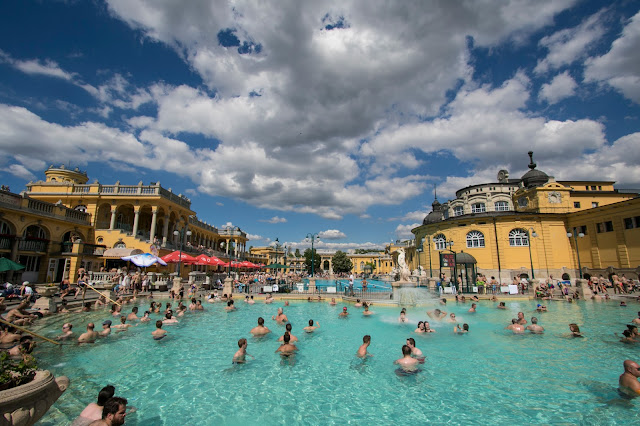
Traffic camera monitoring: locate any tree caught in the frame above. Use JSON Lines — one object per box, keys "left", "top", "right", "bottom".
{"left": 332, "top": 251, "right": 353, "bottom": 274}
{"left": 304, "top": 248, "right": 321, "bottom": 275}
{"left": 364, "top": 262, "right": 377, "bottom": 272}
{"left": 295, "top": 248, "right": 301, "bottom": 258}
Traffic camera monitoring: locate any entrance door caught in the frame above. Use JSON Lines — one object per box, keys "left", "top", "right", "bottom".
{"left": 46, "top": 258, "right": 57, "bottom": 282}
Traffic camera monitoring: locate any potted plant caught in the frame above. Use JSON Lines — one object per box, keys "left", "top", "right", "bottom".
{"left": 0, "top": 352, "right": 37, "bottom": 391}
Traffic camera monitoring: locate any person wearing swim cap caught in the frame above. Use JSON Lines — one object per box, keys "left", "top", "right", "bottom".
{"left": 339, "top": 307, "right": 349, "bottom": 317}
{"left": 619, "top": 360, "right": 640, "bottom": 397}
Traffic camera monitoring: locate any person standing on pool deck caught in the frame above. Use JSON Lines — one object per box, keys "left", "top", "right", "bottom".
{"left": 250, "top": 317, "right": 271, "bottom": 336}
{"left": 272, "top": 307, "right": 288, "bottom": 323}
{"left": 394, "top": 345, "right": 419, "bottom": 371}
{"left": 303, "top": 319, "right": 320, "bottom": 333}
{"left": 619, "top": 360, "right": 640, "bottom": 397}
{"left": 89, "top": 396, "right": 127, "bottom": 426}
{"left": 357, "top": 335, "right": 371, "bottom": 357}
{"left": 278, "top": 323, "right": 298, "bottom": 342}
{"left": 152, "top": 320, "right": 167, "bottom": 340}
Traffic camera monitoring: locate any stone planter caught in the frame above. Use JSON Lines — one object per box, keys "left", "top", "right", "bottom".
{"left": 35, "top": 287, "right": 57, "bottom": 298}
{"left": 0, "top": 370, "right": 69, "bottom": 426}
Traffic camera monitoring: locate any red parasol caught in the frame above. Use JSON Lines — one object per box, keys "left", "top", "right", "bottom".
{"left": 161, "top": 251, "right": 198, "bottom": 264}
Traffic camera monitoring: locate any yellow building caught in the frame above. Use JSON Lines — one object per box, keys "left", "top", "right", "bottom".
{"left": 411, "top": 152, "right": 639, "bottom": 286}
{"left": 1, "top": 165, "right": 252, "bottom": 282}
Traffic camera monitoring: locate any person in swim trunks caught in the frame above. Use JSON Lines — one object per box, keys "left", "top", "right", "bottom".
{"left": 151, "top": 320, "right": 167, "bottom": 340}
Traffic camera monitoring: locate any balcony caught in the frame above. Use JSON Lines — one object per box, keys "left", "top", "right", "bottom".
{"left": 18, "top": 238, "right": 48, "bottom": 253}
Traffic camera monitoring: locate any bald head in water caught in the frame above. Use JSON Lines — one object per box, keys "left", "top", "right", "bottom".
{"left": 619, "top": 360, "right": 640, "bottom": 397}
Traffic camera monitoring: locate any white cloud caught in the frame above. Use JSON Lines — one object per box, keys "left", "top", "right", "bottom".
{"left": 584, "top": 11, "right": 640, "bottom": 103}
{"left": 534, "top": 9, "right": 607, "bottom": 73}
{"left": 246, "top": 233, "right": 263, "bottom": 241}
{"left": 318, "top": 229, "right": 347, "bottom": 240}
{"left": 259, "top": 216, "right": 288, "bottom": 224}
{"left": 538, "top": 71, "right": 577, "bottom": 104}
{"left": 395, "top": 223, "right": 421, "bottom": 239}
{"left": 215, "top": 202, "right": 224, "bottom": 206}
{"left": 0, "top": 50, "right": 76, "bottom": 81}
{"left": 6, "top": 164, "right": 36, "bottom": 181}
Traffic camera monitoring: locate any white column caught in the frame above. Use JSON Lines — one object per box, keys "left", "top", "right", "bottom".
{"left": 109, "top": 206, "right": 117, "bottom": 230}
{"left": 162, "top": 219, "right": 169, "bottom": 246}
{"left": 149, "top": 209, "right": 158, "bottom": 242}
{"left": 132, "top": 208, "right": 140, "bottom": 236}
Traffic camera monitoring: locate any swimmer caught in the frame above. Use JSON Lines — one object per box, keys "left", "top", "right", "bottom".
{"left": 497, "top": 302, "right": 506, "bottom": 309}
{"left": 406, "top": 337, "right": 424, "bottom": 361}
{"left": 82, "top": 302, "right": 92, "bottom": 312}
{"left": 569, "top": 323, "right": 583, "bottom": 337}
{"left": 490, "top": 295, "right": 498, "bottom": 302}
{"left": 415, "top": 321, "right": 425, "bottom": 333}
{"left": 363, "top": 304, "right": 374, "bottom": 316}
{"left": 619, "top": 360, "right": 640, "bottom": 397}
{"left": 56, "top": 323, "right": 74, "bottom": 340}
{"left": 621, "top": 330, "right": 637, "bottom": 344}
{"left": 5, "top": 301, "right": 37, "bottom": 326}
{"left": 526, "top": 317, "right": 544, "bottom": 334}
{"left": 440, "top": 298, "right": 447, "bottom": 305}
{"left": 163, "top": 311, "right": 178, "bottom": 324}
{"left": 0, "top": 326, "right": 22, "bottom": 345}
{"left": 621, "top": 301, "right": 627, "bottom": 307}
{"left": 140, "top": 311, "right": 151, "bottom": 323}
{"left": 357, "top": 335, "right": 372, "bottom": 358}
{"left": 339, "top": 307, "right": 349, "bottom": 317}
{"left": 427, "top": 309, "right": 447, "bottom": 320}
{"left": 468, "top": 303, "right": 477, "bottom": 313}
{"left": 250, "top": 317, "right": 271, "bottom": 336}
{"left": 114, "top": 316, "right": 132, "bottom": 331}
{"left": 233, "top": 338, "right": 254, "bottom": 364}
{"left": 152, "top": 320, "right": 167, "bottom": 340}
{"left": 423, "top": 321, "right": 436, "bottom": 333}
{"left": 272, "top": 307, "right": 288, "bottom": 323}
{"left": 394, "top": 344, "right": 419, "bottom": 371}
{"left": 94, "top": 296, "right": 107, "bottom": 308}
{"left": 189, "top": 298, "right": 198, "bottom": 310}
{"left": 126, "top": 307, "right": 139, "bottom": 321}
{"left": 303, "top": 319, "right": 320, "bottom": 333}
{"left": 248, "top": 296, "right": 255, "bottom": 305}
{"left": 399, "top": 310, "right": 408, "bottom": 323}
{"left": 536, "top": 304, "right": 548, "bottom": 312}
{"left": 506, "top": 319, "right": 525, "bottom": 334}
{"left": 275, "top": 332, "right": 297, "bottom": 356}
{"left": 195, "top": 300, "right": 204, "bottom": 310}
{"left": 89, "top": 396, "right": 127, "bottom": 426}
{"left": 454, "top": 323, "right": 469, "bottom": 334}
{"left": 111, "top": 304, "right": 121, "bottom": 317}
{"left": 447, "top": 313, "right": 457, "bottom": 323}
{"left": 354, "top": 299, "right": 362, "bottom": 308}
{"left": 632, "top": 312, "right": 640, "bottom": 325}
{"left": 75, "top": 385, "right": 115, "bottom": 424}
{"left": 225, "top": 300, "right": 236, "bottom": 312}
{"left": 278, "top": 323, "right": 298, "bottom": 343}
{"left": 329, "top": 298, "right": 337, "bottom": 306}
{"left": 517, "top": 312, "right": 527, "bottom": 325}
{"left": 284, "top": 301, "right": 289, "bottom": 306}
{"left": 100, "top": 320, "right": 112, "bottom": 336}
{"left": 78, "top": 323, "right": 99, "bottom": 343}
{"left": 265, "top": 294, "right": 274, "bottom": 304}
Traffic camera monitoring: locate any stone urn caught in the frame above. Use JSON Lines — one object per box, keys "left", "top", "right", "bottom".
{"left": 0, "top": 370, "right": 69, "bottom": 426}
{"left": 35, "top": 286, "right": 57, "bottom": 298}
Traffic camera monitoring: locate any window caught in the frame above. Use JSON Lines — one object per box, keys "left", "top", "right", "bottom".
{"left": 579, "top": 225, "right": 588, "bottom": 235}
{"left": 597, "top": 221, "right": 613, "bottom": 233}
{"left": 454, "top": 206, "right": 464, "bottom": 216}
{"left": 494, "top": 201, "right": 509, "bottom": 211}
{"left": 592, "top": 202, "right": 599, "bottom": 208}
{"left": 590, "top": 185, "right": 597, "bottom": 190}
{"left": 471, "top": 203, "right": 485, "bottom": 213}
{"left": 466, "top": 231, "right": 485, "bottom": 248}
{"left": 585, "top": 186, "right": 589, "bottom": 190}
{"left": 598, "top": 186, "right": 602, "bottom": 190}
{"left": 574, "top": 202, "right": 581, "bottom": 208}
{"left": 508, "top": 229, "right": 529, "bottom": 246}
{"left": 0, "top": 220, "right": 11, "bottom": 235}
{"left": 625, "top": 218, "right": 634, "bottom": 229}
{"left": 433, "top": 234, "right": 446, "bottom": 250}
{"left": 74, "top": 205, "right": 88, "bottom": 212}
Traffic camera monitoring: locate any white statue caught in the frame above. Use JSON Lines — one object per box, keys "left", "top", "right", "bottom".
{"left": 397, "top": 248, "right": 411, "bottom": 282}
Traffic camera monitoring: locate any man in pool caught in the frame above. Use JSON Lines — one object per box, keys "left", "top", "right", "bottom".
{"left": 394, "top": 344, "right": 419, "bottom": 371}
{"left": 632, "top": 312, "right": 640, "bottom": 325}
{"left": 357, "top": 335, "right": 372, "bottom": 357}
{"left": 406, "top": 338, "right": 425, "bottom": 362}
{"left": 399, "top": 309, "right": 408, "bottom": 322}
{"left": 526, "top": 317, "right": 544, "bottom": 334}
{"left": 233, "top": 338, "right": 254, "bottom": 363}
{"left": 250, "top": 317, "right": 271, "bottom": 336}
{"left": 619, "top": 359, "right": 640, "bottom": 397}
{"left": 278, "top": 323, "right": 298, "bottom": 343}
{"left": 468, "top": 303, "right": 477, "bottom": 313}
{"left": 329, "top": 298, "right": 336, "bottom": 306}
{"left": 497, "top": 302, "right": 506, "bottom": 309}
{"left": 89, "top": 396, "right": 127, "bottom": 426}
{"left": 427, "top": 309, "right": 446, "bottom": 320}
{"left": 100, "top": 320, "right": 112, "bottom": 337}
{"left": 152, "top": 320, "right": 167, "bottom": 340}
{"left": 272, "top": 307, "right": 288, "bottom": 323}
{"left": 447, "top": 313, "right": 457, "bottom": 323}
{"left": 78, "top": 323, "right": 99, "bottom": 343}
{"left": 303, "top": 319, "right": 320, "bottom": 333}
{"left": 275, "top": 332, "right": 297, "bottom": 356}
{"left": 56, "top": 323, "right": 74, "bottom": 340}
{"left": 126, "top": 307, "right": 139, "bottom": 321}
{"left": 363, "top": 304, "right": 373, "bottom": 316}
{"left": 517, "top": 312, "right": 528, "bottom": 325}
{"left": 339, "top": 306, "right": 349, "bottom": 317}
{"left": 354, "top": 299, "right": 362, "bottom": 307}
{"left": 569, "top": 323, "right": 583, "bottom": 337}
{"left": 506, "top": 319, "right": 525, "bottom": 334}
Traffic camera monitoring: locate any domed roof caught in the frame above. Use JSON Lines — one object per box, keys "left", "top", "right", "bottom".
{"left": 455, "top": 251, "right": 477, "bottom": 264}
{"left": 521, "top": 151, "right": 548, "bottom": 188}
{"left": 423, "top": 198, "right": 444, "bottom": 225}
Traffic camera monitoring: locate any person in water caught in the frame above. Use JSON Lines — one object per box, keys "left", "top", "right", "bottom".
{"left": 151, "top": 320, "right": 167, "bottom": 340}
{"left": 250, "top": 317, "right": 271, "bottom": 336}
{"left": 394, "top": 344, "right": 419, "bottom": 371}
{"left": 233, "top": 338, "right": 254, "bottom": 364}
{"left": 357, "top": 335, "right": 372, "bottom": 358}
{"left": 75, "top": 385, "right": 116, "bottom": 424}
{"left": 569, "top": 323, "right": 583, "bottom": 337}
{"left": 278, "top": 323, "right": 298, "bottom": 343}
{"left": 303, "top": 319, "right": 320, "bottom": 333}
{"left": 619, "top": 359, "right": 640, "bottom": 397}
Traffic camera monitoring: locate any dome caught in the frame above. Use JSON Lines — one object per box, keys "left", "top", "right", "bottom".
{"left": 423, "top": 198, "right": 444, "bottom": 225}
{"left": 455, "top": 251, "right": 477, "bottom": 264}
{"left": 521, "top": 151, "right": 548, "bottom": 188}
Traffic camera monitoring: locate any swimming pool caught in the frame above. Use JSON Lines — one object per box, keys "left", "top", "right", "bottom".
{"left": 33, "top": 298, "right": 639, "bottom": 425}
{"left": 304, "top": 278, "right": 392, "bottom": 291}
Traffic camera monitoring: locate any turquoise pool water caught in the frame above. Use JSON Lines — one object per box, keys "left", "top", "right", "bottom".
{"left": 304, "top": 278, "right": 391, "bottom": 290}
{"left": 33, "top": 298, "right": 639, "bottom": 425}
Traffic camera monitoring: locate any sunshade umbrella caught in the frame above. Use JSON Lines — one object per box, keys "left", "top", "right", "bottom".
{"left": 0, "top": 257, "right": 25, "bottom": 272}
{"left": 194, "top": 254, "right": 223, "bottom": 266}
{"left": 161, "top": 251, "right": 198, "bottom": 264}
{"left": 121, "top": 253, "right": 167, "bottom": 267}
{"left": 238, "top": 261, "right": 258, "bottom": 268}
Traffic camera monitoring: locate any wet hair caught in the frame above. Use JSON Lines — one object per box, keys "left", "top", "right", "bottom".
{"left": 623, "top": 330, "right": 632, "bottom": 337}
{"left": 407, "top": 337, "right": 416, "bottom": 346}
{"left": 499, "top": 302, "right": 505, "bottom": 306}
{"left": 569, "top": 323, "right": 580, "bottom": 333}
{"left": 132, "top": 307, "right": 138, "bottom": 313}
{"left": 192, "top": 298, "right": 197, "bottom": 303}
{"left": 120, "top": 316, "right": 126, "bottom": 324}
{"left": 511, "top": 318, "right": 518, "bottom": 324}
{"left": 144, "top": 311, "right": 150, "bottom": 316}
{"left": 463, "top": 324, "right": 469, "bottom": 331}
{"left": 110, "top": 305, "right": 117, "bottom": 312}
{"left": 238, "top": 338, "right": 247, "bottom": 347}
{"left": 283, "top": 332, "right": 291, "bottom": 343}
{"left": 531, "top": 317, "right": 538, "bottom": 324}
{"left": 402, "top": 344, "right": 411, "bottom": 356}
{"left": 155, "top": 320, "right": 163, "bottom": 328}
{"left": 441, "top": 298, "right": 446, "bottom": 304}
{"left": 102, "top": 397, "right": 127, "bottom": 419}
{"left": 285, "top": 323, "right": 292, "bottom": 332}
{"left": 165, "top": 312, "right": 172, "bottom": 319}
{"left": 84, "top": 302, "right": 92, "bottom": 309}
{"left": 363, "top": 335, "right": 371, "bottom": 343}
{"left": 257, "top": 317, "right": 265, "bottom": 326}
{"left": 166, "top": 303, "right": 171, "bottom": 308}
{"left": 97, "top": 385, "right": 116, "bottom": 405}
{"left": 435, "top": 309, "right": 441, "bottom": 314}
{"left": 308, "top": 319, "right": 314, "bottom": 326}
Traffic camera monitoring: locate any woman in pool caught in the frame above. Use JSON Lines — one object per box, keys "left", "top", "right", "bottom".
{"left": 569, "top": 323, "right": 583, "bottom": 337}
{"left": 497, "top": 302, "right": 506, "bottom": 309}
{"left": 152, "top": 320, "right": 167, "bottom": 340}
{"left": 415, "top": 321, "right": 425, "bottom": 333}
{"left": 140, "top": 311, "right": 151, "bottom": 323}
{"left": 448, "top": 313, "right": 457, "bottom": 323}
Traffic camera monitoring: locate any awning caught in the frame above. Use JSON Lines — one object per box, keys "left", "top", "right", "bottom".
{"left": 102, "top": 248, "right": 144, "bottom": 258}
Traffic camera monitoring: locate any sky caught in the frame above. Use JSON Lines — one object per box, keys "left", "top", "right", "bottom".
{"left": 1, "top": 0, "right": 639, "bottom": 253}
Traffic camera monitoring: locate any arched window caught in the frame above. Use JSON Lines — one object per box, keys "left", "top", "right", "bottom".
{"left": 509, "top": 229, "right": 529, "bottom": 246}
{"left": 433, "top": 234, "right": 446, "bottom": 250}
{"left": 0, "top": 220, "right": 11, "bottom": 235}
{"left": 74, "top": 205, "right": 88, "bottom": 212}
{"left": 23, "top": 225, "right": 46, "bottom": 240}
{"left": 360, "top": 261, "right": 365, "bottom": 270}
{"left": 114, "top": 241, "right": 126, "bottom": 248}
{"left": 466, "top": 231, "right": 485, "bottom": 248}
{"left": 471, "top": 203, "right": 486, "bottom": 213}
{"left": 494, "top": 201, "right": 509, "bottom": 211}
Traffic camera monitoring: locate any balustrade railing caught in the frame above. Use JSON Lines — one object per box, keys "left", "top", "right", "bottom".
{"left": 18, "top": 239, "right": 48, "bottom": 252}
{"left": 0, "top": 235, "right": 13, "bottom": 250}
{"left": 27, "top": 199, "right": 53, "bottom": 214}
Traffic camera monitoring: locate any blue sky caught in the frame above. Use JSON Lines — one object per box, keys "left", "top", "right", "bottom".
{"left": 1, "top": 0, "right": 639, "bottom": 252}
